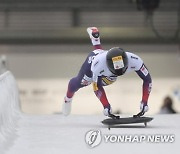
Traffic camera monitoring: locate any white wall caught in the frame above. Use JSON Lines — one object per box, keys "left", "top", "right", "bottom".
{"left": 18, "top": 78, "right": 180, "bottom": 115}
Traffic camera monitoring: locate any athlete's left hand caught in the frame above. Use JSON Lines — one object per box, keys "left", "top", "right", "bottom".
{"left": 134, "top": 102, "right": 149, "bottom": 117}
{"left": 103, "top": 106, "right": 112, "bottom": 116}
{"left": 140, "top": 102, "right": 149, "bottom": 113}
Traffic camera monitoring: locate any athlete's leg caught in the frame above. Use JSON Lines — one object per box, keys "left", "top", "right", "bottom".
{"left": 66, "top": 77, "right": 82, "bottom": 98}
{"left": 63, "top": 27, "right": 102, "bottom": 115}
{"left": 63, "top": 69, "right": 92, "bottom": 116}
{"left": 66, "top": 73, "right": 90, "bottom": 99}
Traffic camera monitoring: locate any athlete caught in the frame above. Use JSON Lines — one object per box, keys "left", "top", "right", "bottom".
{"left": 62, "top": 27, "right": 152, "bottom": 119}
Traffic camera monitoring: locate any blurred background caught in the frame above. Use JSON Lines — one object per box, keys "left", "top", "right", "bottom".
{"left": 0, "top": 0, "right": 179, "bottom": 115}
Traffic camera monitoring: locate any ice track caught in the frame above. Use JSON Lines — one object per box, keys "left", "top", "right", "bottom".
{"left": 1, "top": 71, "right": 180, "bottom": 154}
{"left": 5, "top": 114, "right": 180, "bottom": 154}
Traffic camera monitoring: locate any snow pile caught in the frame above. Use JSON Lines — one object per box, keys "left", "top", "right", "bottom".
{"left": 0, "top": 71, "right": 21, "bottom": 153}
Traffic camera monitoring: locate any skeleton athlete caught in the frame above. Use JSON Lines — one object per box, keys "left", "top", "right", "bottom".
{"left": 62, "top": 27, "right": 152, "bottom": 118}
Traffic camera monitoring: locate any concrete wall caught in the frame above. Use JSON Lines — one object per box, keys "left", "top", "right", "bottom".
{"left": 0, "top": 44, "right": 179, "bottom": 78}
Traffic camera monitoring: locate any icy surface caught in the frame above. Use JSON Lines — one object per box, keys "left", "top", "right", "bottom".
{"left": 5, "top": 114, "right": 180, "bottom": 154}
{"left": 0, "top": 71, "right": 20, "bottom": 154}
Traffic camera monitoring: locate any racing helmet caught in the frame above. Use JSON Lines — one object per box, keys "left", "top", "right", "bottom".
{"left": 106, "top": 47, "right": 128, "bottom": 76}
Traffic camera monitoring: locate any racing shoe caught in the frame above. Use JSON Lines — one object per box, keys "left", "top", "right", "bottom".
{"left": 62, "top": 96, "right": 72, "bottom": 116}
{"left": 87, "top": 27, "right": 101, "bottom": 45}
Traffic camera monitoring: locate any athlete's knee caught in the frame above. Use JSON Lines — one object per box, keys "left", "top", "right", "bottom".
{"left": 68, "top": 77, "right": 82, "bottom": 92}
{"left": 80, "top": 74, "right": 92, "bottom": 86}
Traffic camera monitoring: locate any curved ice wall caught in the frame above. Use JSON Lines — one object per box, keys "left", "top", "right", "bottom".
{"left": 0, "top": 71, "right": 20, "bottom": 153}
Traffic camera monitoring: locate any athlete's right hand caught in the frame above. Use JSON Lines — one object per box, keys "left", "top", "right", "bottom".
{"left": 103, "top": 106, "right": 120, "bottom": 119}
{"left": 103, "top": 106, "right": 112, "bottom": 116}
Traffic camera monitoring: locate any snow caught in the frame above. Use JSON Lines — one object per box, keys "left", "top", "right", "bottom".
{"left": 4, "top": 114, "right": 180, "bottom": 154}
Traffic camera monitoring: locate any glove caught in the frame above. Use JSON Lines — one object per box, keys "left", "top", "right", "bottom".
{"left": 140, "top": 102, "right": 149, "bottom": 113}
{"left": 103, "top": 106, "right": 112, "bottom": 116}
{"left": 103, "top": 106, "right": 120, "bottom": 119}
{"left": 134, "top": 102, "right": 149, "bottom": 117}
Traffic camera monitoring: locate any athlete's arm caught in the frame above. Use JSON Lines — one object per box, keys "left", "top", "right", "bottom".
{"left": 128, "top": 52, "right": 152, "bottom": 106}
{"left": 136, "top": 64, "right": 152, "bottom": 105}
{"left": 91, "top": 53, "right": 113, "bottom": 116}
{"left": 92, "top": 77, "right": 111, "bottom": 110}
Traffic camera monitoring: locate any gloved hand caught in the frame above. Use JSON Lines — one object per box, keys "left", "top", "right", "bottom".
{"left": 134, "top": 102, "right": 149, "bottom": 117}
{"left": 103, "top": 106, "right": 120, "bottom": 119}
{"left": 140, "top": 102, "right": 149, "bottom": 113}
{"left": 103, "top": 106, "right": 112, "bottom": 116}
